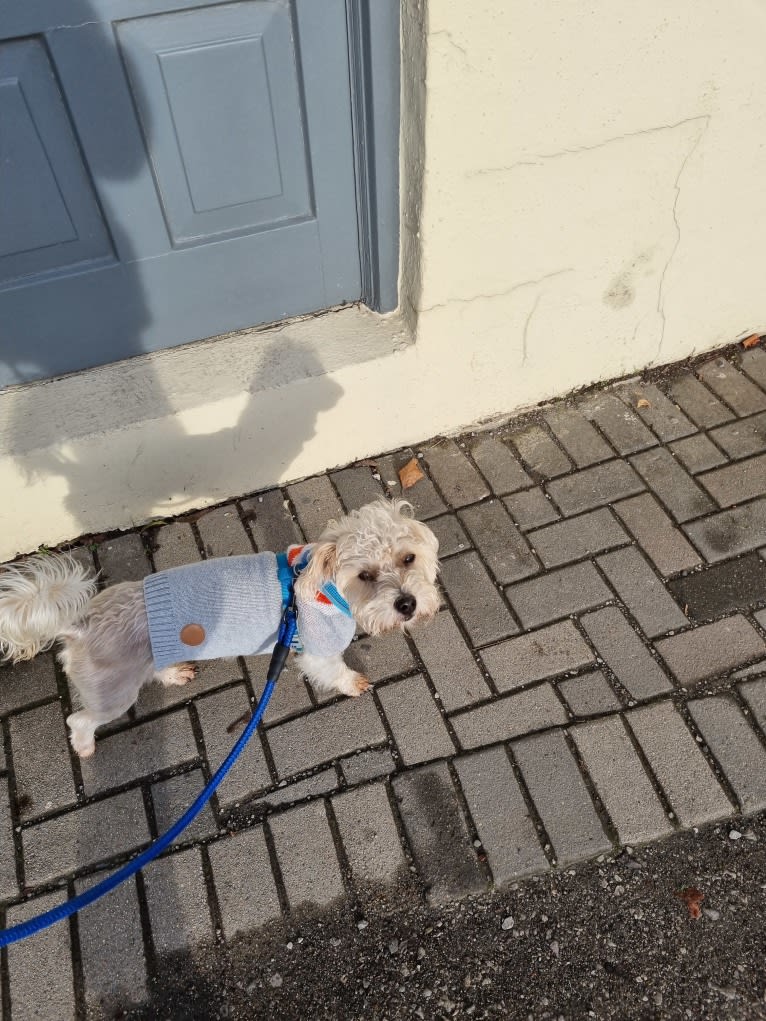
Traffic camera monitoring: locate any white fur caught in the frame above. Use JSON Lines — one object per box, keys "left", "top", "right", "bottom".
{"left": 0, "top": 553, "right": 96, "bottom": 663}
{"left": 0, "top": 500, "right": 439, "bottom": 757}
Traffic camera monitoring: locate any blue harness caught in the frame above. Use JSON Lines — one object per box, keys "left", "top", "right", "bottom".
{"left": 275, "top": 549, "right": 352, "bottom": 654}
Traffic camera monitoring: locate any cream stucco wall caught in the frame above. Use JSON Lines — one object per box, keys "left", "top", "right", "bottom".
{"left": 2, "top": 0, "right": 766, "bottom": 560}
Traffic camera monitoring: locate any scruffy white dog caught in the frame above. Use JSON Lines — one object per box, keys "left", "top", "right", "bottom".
{"left": 0, "top": 499, "right": 439, "bottom": 758}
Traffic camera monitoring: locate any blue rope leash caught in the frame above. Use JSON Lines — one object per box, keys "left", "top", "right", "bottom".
{"left": 0, "top": 604, "right": 298, "bottom": 948}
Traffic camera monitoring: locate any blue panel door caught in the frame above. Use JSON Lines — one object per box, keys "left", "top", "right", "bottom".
{"left": 0, "top": 0, "right": 362, "bottom": 388}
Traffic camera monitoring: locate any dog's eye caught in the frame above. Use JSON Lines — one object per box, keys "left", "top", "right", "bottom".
{"left": 358, "top": 570, "right": 374, "bottom": 582}
{"left": 403, "top": 553, "right": 416, "bottom": 565}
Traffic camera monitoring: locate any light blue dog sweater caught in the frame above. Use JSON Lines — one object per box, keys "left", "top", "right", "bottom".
{"left": 143, "top": 548, "right": 355, "bottom": 670}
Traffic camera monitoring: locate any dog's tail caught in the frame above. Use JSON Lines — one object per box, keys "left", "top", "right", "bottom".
{"left": 0, "top": 553, "right": 97, "bottom": 663}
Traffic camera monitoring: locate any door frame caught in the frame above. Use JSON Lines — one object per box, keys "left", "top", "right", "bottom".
{"left": 345, "top": 0, "right": 400, "bottom": 313}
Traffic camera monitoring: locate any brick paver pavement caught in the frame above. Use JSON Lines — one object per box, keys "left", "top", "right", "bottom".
{"left": 2, "top": 345, "right": 766, "bottom": 1016}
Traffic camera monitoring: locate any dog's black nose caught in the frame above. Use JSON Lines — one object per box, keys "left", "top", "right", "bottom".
{"left": 394, "top": 593, "right": 417, "bottom": 619}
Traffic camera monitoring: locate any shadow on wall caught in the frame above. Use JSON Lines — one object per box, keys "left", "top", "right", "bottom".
{"left": 1, "top": 1, "right": 343, "bottom": 542}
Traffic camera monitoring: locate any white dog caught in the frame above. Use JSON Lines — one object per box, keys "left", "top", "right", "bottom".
{"left": 0, "top": 499, "right": 440, "bottom": 758}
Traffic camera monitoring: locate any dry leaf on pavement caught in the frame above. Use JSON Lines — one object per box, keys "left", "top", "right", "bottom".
{"left": 398, "top": 458, "right": 425, "bottom": 489}
{"left": 741, "top": 334, "right": 761, "bottom": 349}
{"left": 676, "top": 886, "right": 704, "bottom": 919}
{"left": 636, "top": 398, "right": 651, "bottom": 409}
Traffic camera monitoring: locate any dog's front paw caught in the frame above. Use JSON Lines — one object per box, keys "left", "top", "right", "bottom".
{"left": 344, "top": 672, "right": 371, "bottom": 697}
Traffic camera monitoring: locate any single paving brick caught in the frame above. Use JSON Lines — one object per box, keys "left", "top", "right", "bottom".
{"left": 440, "top": 552, "right": 519, "bottom": 645}
{"left": 455, "top": 746, "right": 548, "bottom": 883}
{"left": 580, "top": 607, "right": 674, "bottom": 700}
{"left": 506, "top": 562, "right": 612, "bottom": 630}
{"left": 269, "top": 799, "right": 345, "bottom": 911}
{"left": 597, "top": 547, "right": 688, "bottom": 638}
{"left": 144, "top": 846, "right": 212, "bottom": 954}
{"left": 152, "top": 770, "right": 218, "bottom": 844}
{"left": 333, "top": 782, "right": 407, "bottom": 889}
{"left": 547, "top": 460, "right": 644, "bottom": 516}
{"left": 630, "top": 447, "right": 714, "bottom": 522}
{"left": 0, "top": 654, "right": 57, "bottom": 714}
{"left": 0, "top": 781, "right": 18, "bottom": 899}
{"left": 196, "top": 685, "right": 272, "bottom": 804}
{"left": 697, "top": 358, "right": 766, "bottom": 416}
{"left": 578, "top": 392, "right": 656, "bottom": 454}
{"left": 616, "top": 381, "right": 696, "bottom": 441}
{"left": 152, "top": 521, "right": 200, "bottom": 570}
{"left": 667, "top": 370, "right": 734, "bottom": 428}
{"left": 510, "top": 424, "right": 572, "bottom": 478}
{"left": 411, "top": 609, "right": 492, "bottom": 711}
{"left": 377, "top": 449, "right": 446, "bottom": 519}
{"left": 739, "top": 678, "right": 766, "bottom": 731}
{"left": 392, "top": 762, "right": 486, "bottom": 904}
{"left": 542, "top": 405, "right": 613, "bottom": 467}
{"left": 709, "top": 411, "right": 766, "bottom": 460}
{"left": 80, "top": 709, "right": 198, "bottom": 796}
{"left": 377, "top": 674, "right": 455, "bottom": 765}
{"left": 688, "top": 695, "right": 766, "bottom": 813}
{"left": 256, "top": 767, "right": 338, "bottom": 810}
{"left": 7, "top": 890, "right": 75, "bottom": 1021}
{"left": 196, "top": 504, "right": 253, "bottom": 558}
{"left": 741, "top": 346, "right": 766, "bottom": 389}
{"left": 528, "top": 508, "right": 628, "bottom": 568}
{"left": 470, "top": 435, "right": 532, "bottom": 493}
{"left": 340, "top": 747, "right": 396, "bottom": 785}
{"left": 67, "top": 544, "right": 96, "bottom": 577}
{"left": 427, "top": 513, "right": 471, "bottom": 557}
{"left": 504, "top": 488, "right": 560, "bottom": 530}
{"left": 627, "top": 702, "right": 733, "bottom": 826}
{"left": 241, "top": 489, "right": 302, "bottom": 552}
{"left": 655, "top": 615, "right": 765, "bottom": 686}
{"left": 209, "top": 826, "right": 281, "bottom": 938}
{"left": 699, "top": 453, "right": 766, "bottom": 508}
{"left": 570, "top": 716, "right": 673, "bottom": 845}
{"left": 23, "top": 788, "right": 149, "bottom": 884}
{"left": 684, "top": 497, "right": 766, "bottom": 562}
{"left": 267, "top": 694, "right": 386, "bottom": 779}
{"left": 480, "top": 621, "right": 594, "bottom": 693}
{"left": 76, "top": 874, "right": 147, "bottom": 1014}
{"left": 558, "top": 670, "right": 621, "bottom": 716}
{"left": 512, "top": 729, "right": 611, "bottom": 865}
{"left": 459, "top": 501, "right": 540, "bottom": 584}
{"left": 613, "top": 493, "right": 702, "bottom": 576}
{"left": 10, "top": 701, "right": 76, "bottom": 818}
{"left": 451, "top": 684, "right": 568, "bottom": 750}
{"left": 331, "top": 465, "right": 385, "bottom": 511}
{"left": 287, "top": 475, "right": 344, "bottom": 541}
{"left": 97, "top": 532, "right": 152, "bottom": 583}
{"left": 346, "top": 629, "right": 415, "bottom": 682}
{"left": 423, "top": 440, "right": 490, "bottom": 507}
{"left": 670, "top": 433, "right": 727, "bottom": 474}
{"left": 667, "top": 554, "right": 766, "bottom": 622}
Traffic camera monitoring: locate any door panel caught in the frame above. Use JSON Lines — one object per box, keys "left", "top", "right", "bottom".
{"left": 0, "top": 0, "right": 362, "bottom": 388}
{"left": 117, "top": 3, "right": 312, "bottom": 244}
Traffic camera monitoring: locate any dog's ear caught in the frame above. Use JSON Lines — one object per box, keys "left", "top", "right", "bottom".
{"left": 295, "top": 541, "right": 337, "bottom": 598}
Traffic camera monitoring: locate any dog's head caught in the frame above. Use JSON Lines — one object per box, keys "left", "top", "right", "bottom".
{"left": 296, "top": 499, "right": 440, "bottom": 635}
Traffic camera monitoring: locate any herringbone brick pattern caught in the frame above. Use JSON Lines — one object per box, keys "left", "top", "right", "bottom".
{"left": 2, "top": 346, "right": 766, "bottom": 1017}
